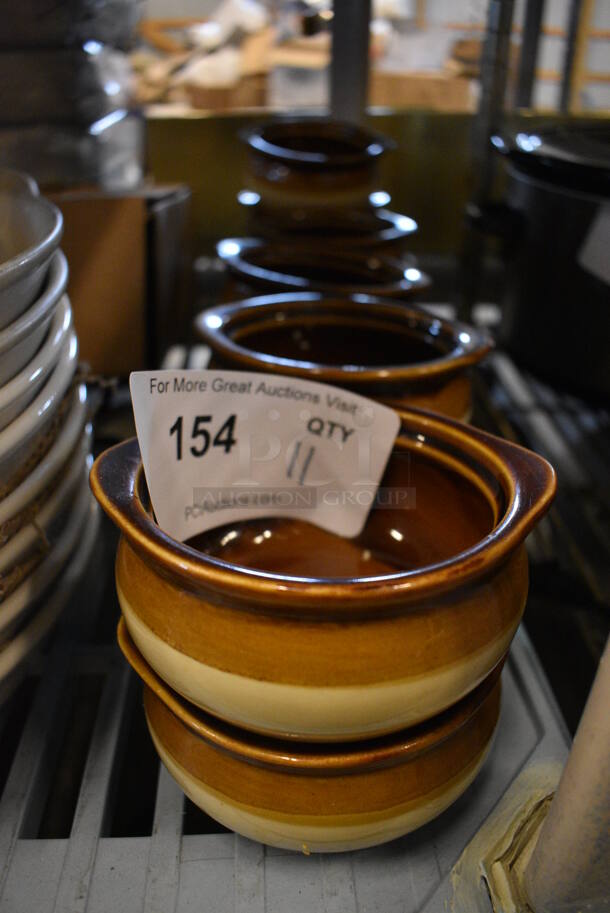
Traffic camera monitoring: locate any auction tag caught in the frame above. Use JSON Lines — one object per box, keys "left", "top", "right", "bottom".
{"left": 130, "top": 370, "right": 400, "bottom": 541}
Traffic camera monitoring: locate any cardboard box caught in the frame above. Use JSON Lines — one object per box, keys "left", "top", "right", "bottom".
{"left": 370, "top": 71, "right": 474, "bottom": 111}
{"left": 49, "top": 186, "right": 190, "bottom": 377}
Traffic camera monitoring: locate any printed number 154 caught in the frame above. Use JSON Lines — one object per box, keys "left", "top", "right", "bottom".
{"left": 169, "top": 414, "right": 237, "bottom": 460}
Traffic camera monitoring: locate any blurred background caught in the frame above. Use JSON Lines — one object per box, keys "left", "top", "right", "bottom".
{"left": 135, "top": 0, "right": 610, "bottom": 113}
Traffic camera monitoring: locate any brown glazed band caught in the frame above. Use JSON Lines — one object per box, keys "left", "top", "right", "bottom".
{"left": 215, "top": 238, "right": 433, "bottom": 299}
{"left": 144, "top": 687, "right": 499, "bottom": 815}
{"left": 239, "top": 205, "right": 419, "bottom": 250}
{"left": 247, "top": 165, "right": 375, "bottom": 194}
{"left": 119, "top": 618, "right": 503, "bottom": 777}
{"left": 117, "top": 541, "right": 526, "bottom": 680}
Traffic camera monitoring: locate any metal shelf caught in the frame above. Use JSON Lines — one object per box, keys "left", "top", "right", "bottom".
{"left": 0, "top": 625, "right": 569, "bottom": 913}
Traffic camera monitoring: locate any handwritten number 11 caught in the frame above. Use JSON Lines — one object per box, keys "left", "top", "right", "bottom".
{"left": 287, "top": 441, "right": 315, "bottom": 485}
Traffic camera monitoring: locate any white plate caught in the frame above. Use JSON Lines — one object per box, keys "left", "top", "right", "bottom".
{"left": 0, "top": 500, "right": 99, "bottom": 704}
{"left": 0, "top": 295, "right": 72, "bottom": 431}
{"left": 0, "top": 443, "right": 91, "bottom": 573}
{"left": 0, "top": 249, "right": 68, "bottom": 386}
{"left": 0, "top": 189, "right": 62, "bottom": 329}
{"left": 0, "top": 477, "right": 92, "bottom": 644}
{"left": 0, "top": 329, "right": 78, "bottom": 488}
{"left": 0, "top": 384, "right": 88, "bottom": 532}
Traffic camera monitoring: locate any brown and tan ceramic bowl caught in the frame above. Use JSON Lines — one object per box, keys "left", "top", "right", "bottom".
{"left": 237, "top": 194, "right": 418, "bottom": 255}
{"left": 119, "top": 619, "right": 503, "bottom": 853}
{"left": 242, "top": 117, "right": 394, "bottom": 210}
{"left": 216, "top": 238, "right": 432, "bottom": 301}
{"left": 195, "top": 293, "right": 493, "bottom": 421}
{"left": 91, "top": 409, "right": 555, "bottom": 741}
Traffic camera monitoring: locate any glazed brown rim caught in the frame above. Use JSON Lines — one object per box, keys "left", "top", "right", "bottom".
{"left": 90, "top": 406, "right": 556, "bottom": 610}
{"left": 195, "top": 293, "right": 494, "bottom": 384}
{"left": 241, "top": 117, "right": 394, "bottom": 169}
{"left": 216, "top": 238, "right": 432, "bottom": 297}
{"left": 119, "top": 617, "right": 503, "bottom": 773}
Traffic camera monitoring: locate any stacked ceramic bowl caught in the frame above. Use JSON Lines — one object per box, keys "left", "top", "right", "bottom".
{"left": 93, "top": 113, "right": 557, "bottom": 843}
{"left": 92, "top": 403, "right": 556, "bottom": 852}
{"left": 91, "top": 118, "right": 557, "bottom": 854}
{"left": 195, "top": 295, "right": 493, "bottom": 423}
{"left": 0, "top": 172, "right": 95, "bottom": 699}
{"left": 219, "top": 117, "right": 431, "bottom": 302}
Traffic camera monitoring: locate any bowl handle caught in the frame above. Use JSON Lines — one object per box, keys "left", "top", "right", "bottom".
{"left": 89, "top": 437, "right": 143, "bottom": 531}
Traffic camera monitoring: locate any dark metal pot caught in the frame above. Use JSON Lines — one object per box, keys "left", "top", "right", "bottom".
{"left": 494, "top": 123, "right": 610, "bottom": 398}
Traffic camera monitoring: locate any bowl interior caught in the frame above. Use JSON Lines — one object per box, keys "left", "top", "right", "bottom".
{"left": 266, "top": 129, "right": 364, "bottom": 158}
{"left": 248, "top": 120, "right": 387, "bottom": 166}
{"left": 184, "top": 439, "right": 501, "bottom": 580}
{"left": 230, "top": 312, "right": 450, "bottom": 368}
{"left": 236, "top": 245, "right": 409, "bottom": 287}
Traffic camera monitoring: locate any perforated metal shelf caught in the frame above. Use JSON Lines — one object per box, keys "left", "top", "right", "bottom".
{"left": 0, "top": 625, "right": 570, "bottom": 913}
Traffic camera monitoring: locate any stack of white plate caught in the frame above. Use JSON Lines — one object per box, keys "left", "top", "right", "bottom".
{"left": 0, "top": 170, "right": 97, "bottom": 699}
